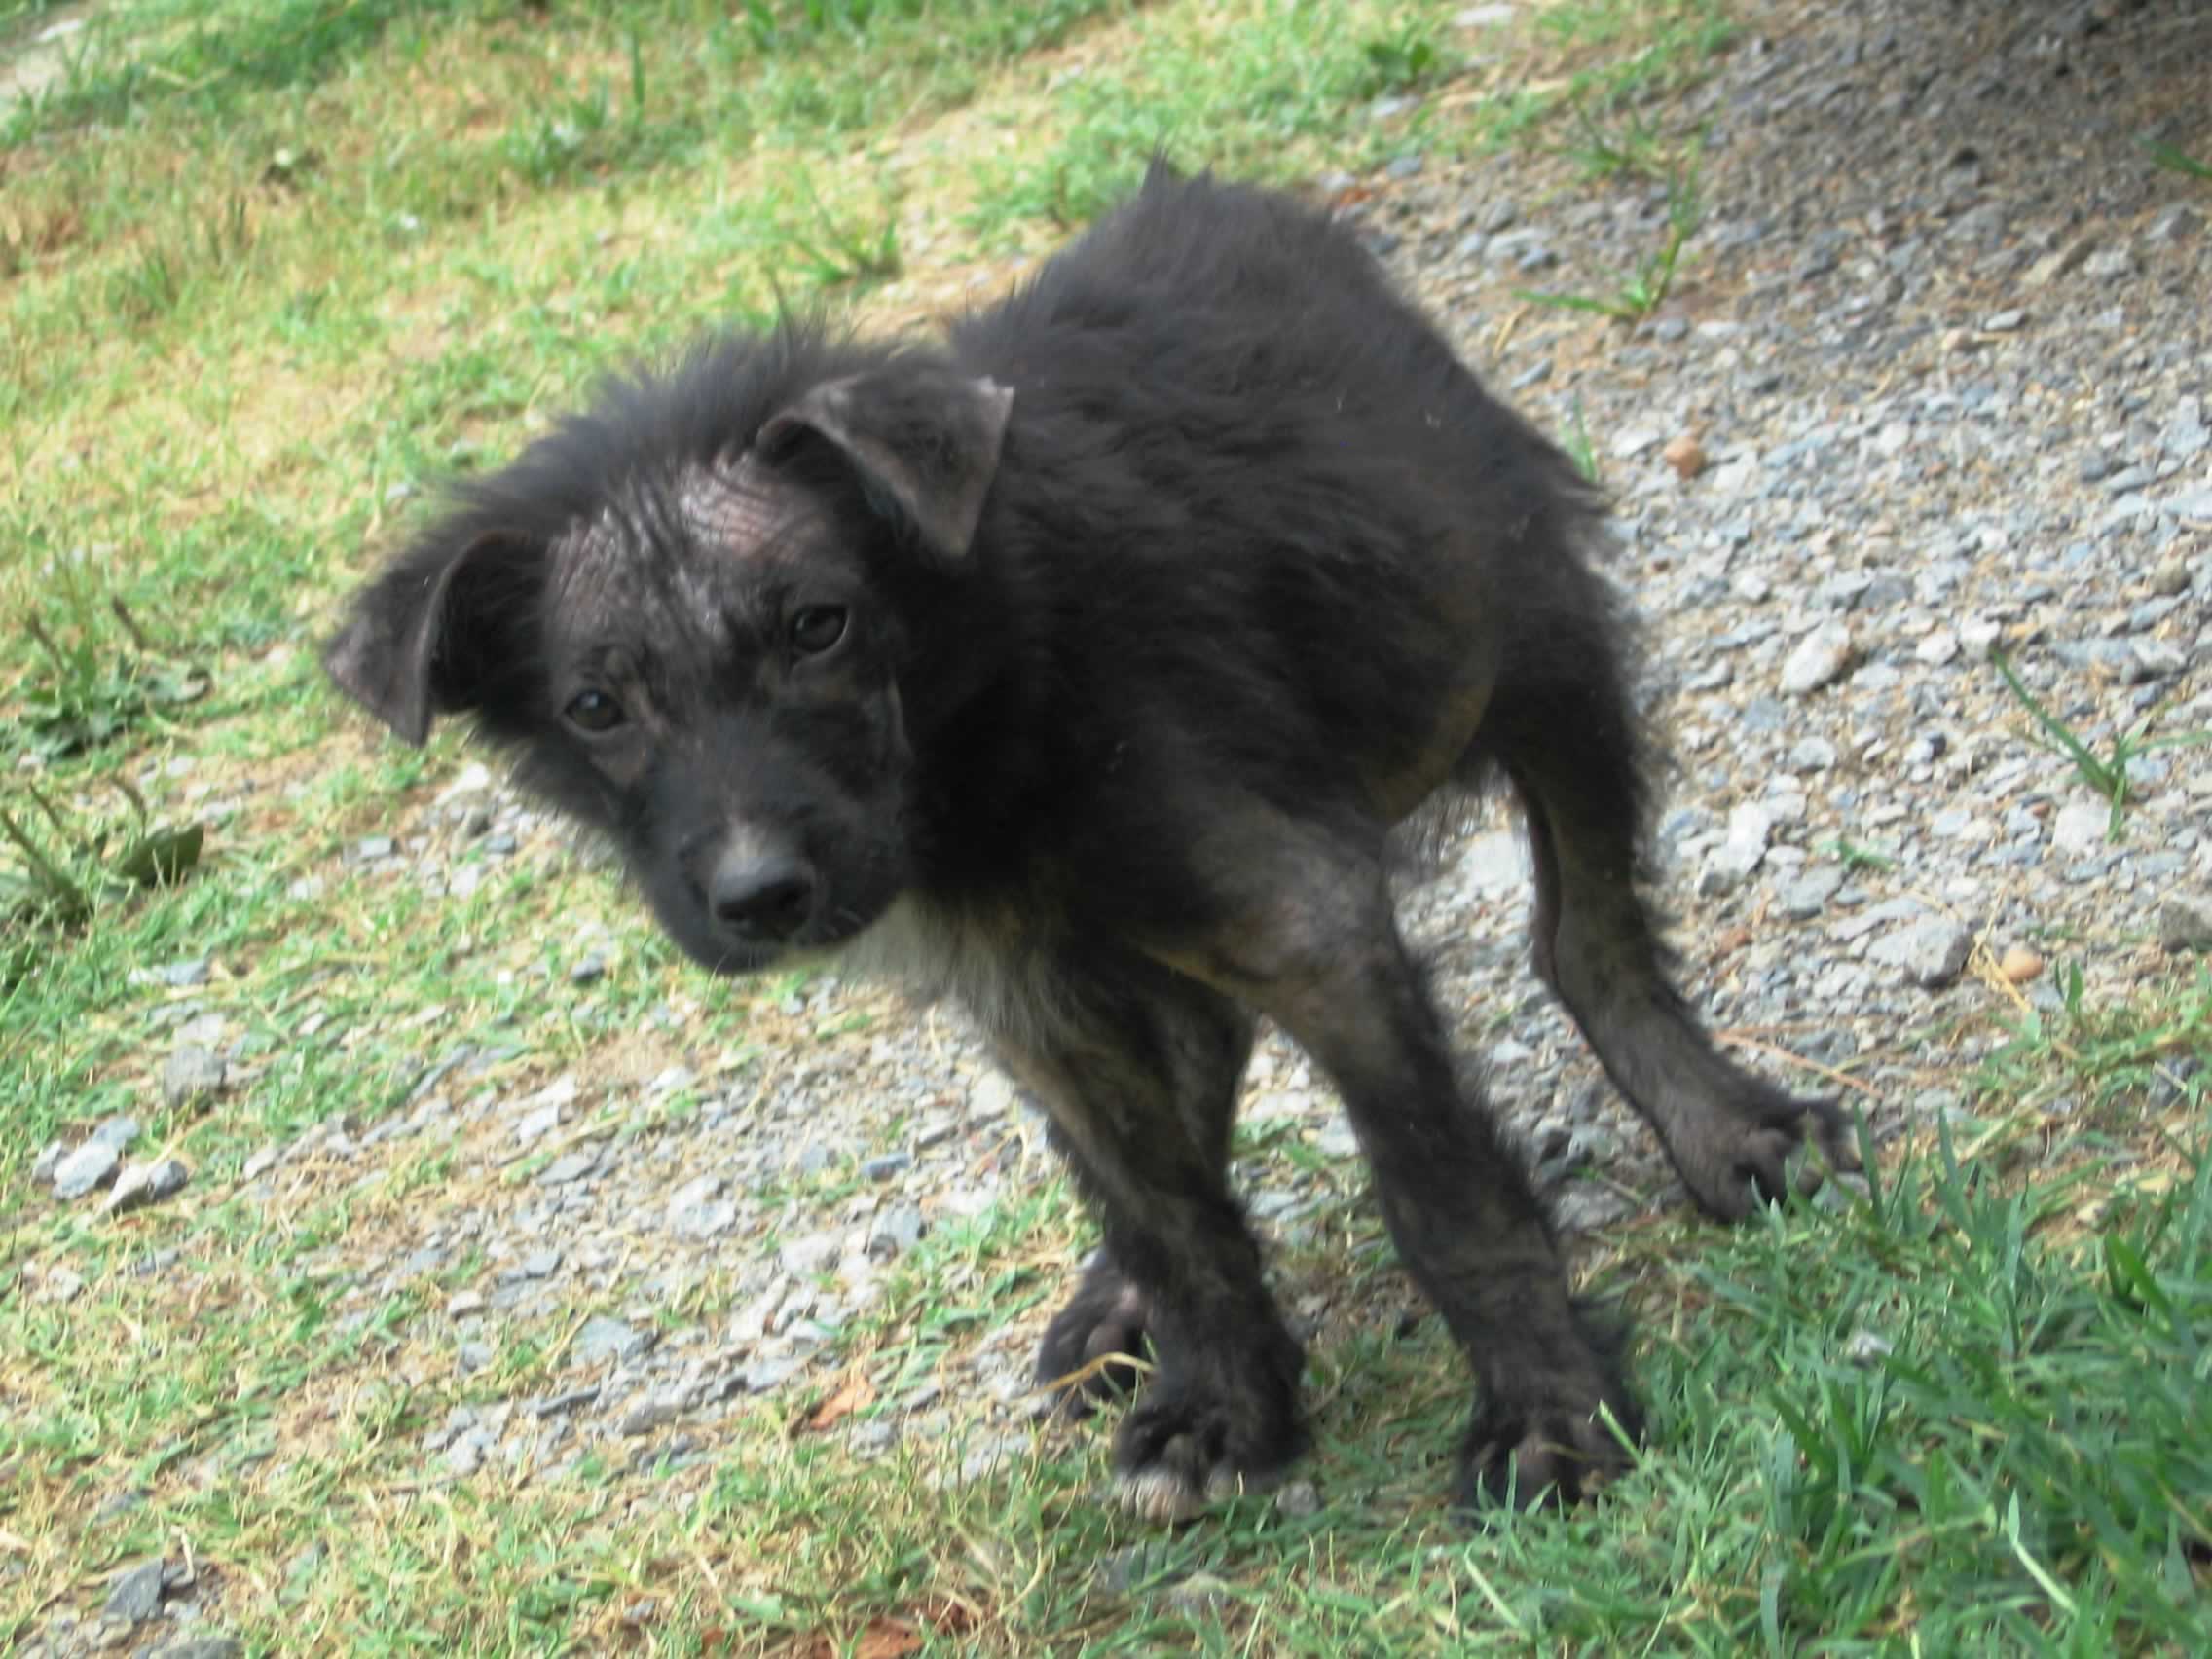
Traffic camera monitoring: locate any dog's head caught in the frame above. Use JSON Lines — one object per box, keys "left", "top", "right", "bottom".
{"left": 325, "top": 334, "right": 1014, "bottom": 974}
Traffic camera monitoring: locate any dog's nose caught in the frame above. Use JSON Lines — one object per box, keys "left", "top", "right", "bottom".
{"left": 709, "top": 845, "right": 818, "bottom": 943}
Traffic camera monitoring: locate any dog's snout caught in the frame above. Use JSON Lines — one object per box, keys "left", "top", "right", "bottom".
{"left": 708, "top": 843, "right": 818, "bottom": 943}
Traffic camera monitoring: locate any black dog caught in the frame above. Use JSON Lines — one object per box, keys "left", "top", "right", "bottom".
{"left": 327, "top": 166, "right": 1853, "bottom": 1517}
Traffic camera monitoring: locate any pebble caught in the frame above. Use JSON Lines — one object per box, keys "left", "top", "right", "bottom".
{"left": 575, "top": 1316, "right": 653, "bottom": 1366}
{"left": 1663, "top": 433, "right": 1707, "bottom": 478}
{"left": 868, "top": 1203, "right": 925, "bottom": 1258}
{"left": 1787, "top": 736, "right": 1837, "bottom": 773}
{"left": 1843, "top": 1329, "right": 1894, "bottom": 1368}
{"left": 1274, "top": 1478, "right": 1323, "bottom": 1518}
{"left": 161, "top": 1043, "right": 227, "bottom": 1108}
{"left": 1998, "top": 945, "right": 2045, "bottom": 984}
{"left": 779, "top": 1231, "right": 842, "bottom": 1277}
{"left": 102, "top": 1558, "right": 166, "bottom": 1622}
{"left": 1780, "top": 865, "right": 1846, "bottom": 920}
{"left": 1165, "top": 1572, "right": 1234, "bottom": 1616}
{"left": 1868, "top": 915, "right": 1972, "bottom": 988}
{"left": 103, "top": 1159, "right": 190, "bottom": 1215}
{"left": 2158, "top": 895, "right": 2212, "bottom": 954}
{"left": 155, "top": 1636, "right": 245, "bottom": 1659}
{"left": 2051, "top": 800, "right": 2110, "bottom": 855}
{"left": 1781, "top": 621, "right": 1854, "bottom": 694}
{"left": 52, "top": 1139, "right": 125, "bottom": 1201}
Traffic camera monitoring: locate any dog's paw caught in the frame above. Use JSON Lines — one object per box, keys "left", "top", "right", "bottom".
{"left": 1672, "top": 1084, "right": 1860, "bottom": 1222}
{"left": 1456, "top": 1367, "right": 1643, "bottom": 1512}
{"left": 1111, "top": 1376, "right": 1306, "bottom": 1523}
{"left": 1034, "top": 1254, "right": 1153, "bottom": 1417}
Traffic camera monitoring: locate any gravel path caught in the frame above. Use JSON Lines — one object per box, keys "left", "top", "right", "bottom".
{"left": 28, "top": 3, "right": 2210, "bottom": 1645}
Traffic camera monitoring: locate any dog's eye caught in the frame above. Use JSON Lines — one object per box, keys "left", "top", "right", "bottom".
{"left": 791, "top": 605, "right": 848, "bottom": 656}
{"left": 565, "top": 689, "right": 626, "bottom": 733}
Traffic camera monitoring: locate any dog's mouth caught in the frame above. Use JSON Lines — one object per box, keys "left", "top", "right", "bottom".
{"left": 691, "top": 902, "right": 879, "bottom": 977}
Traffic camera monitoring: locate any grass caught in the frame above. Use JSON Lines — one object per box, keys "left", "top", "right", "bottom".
{"left": 1990, "top": 649, "right": 2212, "bottom": 843}
{"left": 6, "top": 0, "right": 2211, "bottom": 1652}
{"left": 1520, "top": 143, "right": 1702, "bottom": 322}
{"left": 2142, "top": 136, "right": 2212, "bottom": 184}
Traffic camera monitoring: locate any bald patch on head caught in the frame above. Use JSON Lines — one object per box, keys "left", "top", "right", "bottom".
{"left": 681, "top": 456, "right": 799, "bottom": 563}
{"left": 543, "top": 461, "right": 821, "bottom": 648}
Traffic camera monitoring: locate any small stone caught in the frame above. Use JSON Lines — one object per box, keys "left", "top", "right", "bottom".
{"left": 33, "top": 1139, "right": 68, "bottom": 1182}
{"left": 1662, "top": 433, "right": 1707, "bottom": 479}
{"left": 1708, "top": 802, "right": 1772, "bottom": 883}
{"left": 2083, "top": 244, "right": 2136, "bottom": 280}
{"left": 1981, "top": 309, "right": 2026, "bottom": 332}
{"left": 353, "top": 835, "right": 395, "bottom": 863}
{"left": 862, "top": 1151, "right": 912, "bottom": 1180}
{"left": 1274, "top": 1478, "right": 1322, "bottom": 1518}
{"left": 575, "top": 1316, "right": 654, "bottom": 1366}
{"left": 535, "top": 1385, "right": 602, "bottom": 1418}
{"left": 779, "top": 1231, "right": 842, "bottom": 1277}
{"left": 1914, "top": 629, "right": 1960, "bottom": 667}
{"left": 103, "top": 1158, "right": 189, "bottom": 1215}
{"left": 2158, "top": 895, "right": 2212, "bottom": 954}
{"left": 1781, "top": 620, "right": 1854, "bottom": 694}
{"left": 52, "top": 1139, "right": 123, "bottom": 1201}
{"left": 1843, "top": 1329, "right": 1893, "bottom": 1368}
{"left": 1998, "top": 945, "right": 2045, "bottom": 984}
{"left": 92, "top": 1114, "right": 141, "bottom": 1151}
{"left": 2148, "top": 205, "right": 2201, "bottom": 244}
{"left": 537, "top": 1151, "right": 596, "bottom": 1185}
{"left": 2023, "top": 239, "right": 2093, "bottom": 287}
{"left": 849, "top": 1419, "right": 898, "bottom": 1456}
{"left": 1552, "top": 1184, "right": 1634, "bottom": 1234}
{"left": 569, "top": 952, "right": 607, "bottom": 986}
{"left": 1165, "top": 1572, "right": 1234, "bottom": 1616}
{"left": 444, "top": 1432, "right": 489, "bottom": 1476}
{"left": 617, "top": 1395, "right": 681, "bottom": 1437}
{"left": 745, "top": 1356, "right": 805, "bottom": 1393}
{"left": 1780, "top": 866, "right": 1846, "bottom": 920}
{"left": 456, "top": 1340, "right": 495, "bottom": 1375}
{"left": 152, "top": 957, "right": 211, "bottom": 987}
{"left": 104, "top": 1558, "right": 166, "bottom": 1622}
{"left": 2052, "top": 800, "right": 2109, "bottom": 855}
{"left": 2129, "top": 639, "right": 2187, "bottom": 680}
{"left": 868, "top": 1203, "right": 925, "bottom": 1258}
{"left": 1868, "top": 915, "right": 1972, "bottom": 988}
{"left": 158, "top": 1636, "right": 246, "bottom": 1659}
{"left": 1094, "top": 1544, "right": 1176, "bottom": 1596}
{"left": 162, "top": 1044, "right": 227, "bottom": 1109}
{"left": 2150, "top": 559, "right": 2192, "bottom": 597}
{"left": 1787, "top": 736, "right": 1837, "bottom": 773}
{"left": 447, "top": 1290, "right": 486, "bottom": 1318}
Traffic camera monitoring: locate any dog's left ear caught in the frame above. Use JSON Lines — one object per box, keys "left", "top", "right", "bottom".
{"left": 757, "top": 367, "right": 1014, "bottom": 561}
{"left": 325, "top": 528, "right": 543, "bottom": 746}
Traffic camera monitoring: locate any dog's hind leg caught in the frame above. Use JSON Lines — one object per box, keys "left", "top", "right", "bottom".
{"left": 1161, "top": 824, "right": 1641, "bottom": 1509}
{"left": 1477, "top": 579, "right": 1859, "bottom": 1220}
{"left": 995, "top": 946, "right": 1295, "bottom": 1521}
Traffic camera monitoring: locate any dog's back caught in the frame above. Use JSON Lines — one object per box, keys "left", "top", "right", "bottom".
{"left": 916, "top": 167, "right": 1611, "bottom": 909}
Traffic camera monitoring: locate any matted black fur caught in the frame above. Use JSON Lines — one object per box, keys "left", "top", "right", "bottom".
{"left": 327, "top": 165, "right": 1856, "bottom": 1518}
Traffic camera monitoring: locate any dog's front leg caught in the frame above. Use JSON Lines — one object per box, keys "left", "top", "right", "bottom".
{"left": 985, "top": 943, "right": 1302, "bottom": 1522}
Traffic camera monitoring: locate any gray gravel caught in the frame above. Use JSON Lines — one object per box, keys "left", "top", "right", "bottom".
{"left": 21, "top": 3, "right": 2210, "bottom": 1649}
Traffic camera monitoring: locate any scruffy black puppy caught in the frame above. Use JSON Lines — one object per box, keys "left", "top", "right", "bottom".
{"left": 328, "top": 166, "right": 1853, "bottom": 1517}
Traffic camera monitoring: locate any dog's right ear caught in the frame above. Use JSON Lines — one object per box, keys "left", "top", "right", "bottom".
{"left": 324, "top": 529, "right": 543, "bottom": 746}
{"left": 756, "top": 366, "right": 1013, "bottom": 563}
